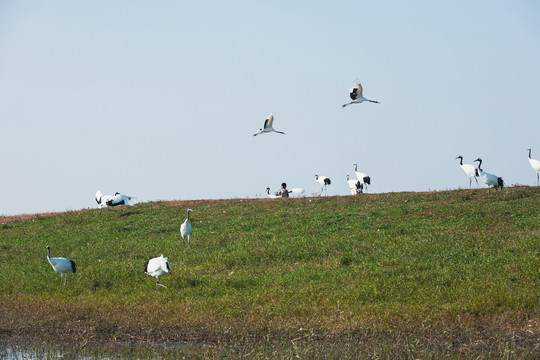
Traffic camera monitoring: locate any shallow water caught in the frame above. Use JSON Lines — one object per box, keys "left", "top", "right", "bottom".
{"left": 2, "top": 338, "right": 537, "bottom": 359}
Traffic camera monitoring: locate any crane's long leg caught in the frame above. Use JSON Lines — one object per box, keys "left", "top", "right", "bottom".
{"left": 469, "top": 177, "right": 472, "bottom": 189}
{"left": 156, "top": 278, "right": 166, "bottom": 288}
{"left": 59, "top": 274, "right": 63, "bottom": 289}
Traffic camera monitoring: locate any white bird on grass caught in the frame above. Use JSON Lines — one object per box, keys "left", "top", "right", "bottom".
{"left": 342, "top": 80, "right": 379, "bottom": 107}
{"left": 253, "top": 113, "right": 285, "bottom": 136}
{"left": 265, "top": 187, "right": 280, "bottom": 199}
{"left": 315, "top": 174, "right": 331, "bottom": 196}
{"left": 473, "top": 158, "right": 504, "bottom": 197}
{"left": 95, "top": 190, "right": 136, "bottom": 212}
{"left": 527, "top": 147, "right": 540, "bottom": 186}
{"left": 346, "top": 173, "right": 363, "bottom": 195}
{"left": 455, "top": 156, "right": 479, "bottom": 188}
{"left": 353, "top": 163, "right": 371, "bottom": 192}
{"left": 46, "top": 245, "right": 76, "bottom": 289}
{"left": 180, "top": 208, "right": 193, "bottom": 245}
{"left": 144, "top": 255, "right": 170, "bottom": 288}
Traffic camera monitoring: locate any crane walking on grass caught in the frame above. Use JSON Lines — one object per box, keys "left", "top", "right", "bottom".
{"left": 473, "top": 158, "right": 504, "bottom": 197}
{"left": 46, "top": 245, "right": 76, "bottom": 289}
{"left": 315, "top": 174, "right": 331, "bottom": 196}
{"left": 342, "top": 80, "right": 379, "bottom": 107}
{"left": 95, "top": 190, "right": 136, "bottom": 212}
{"left": 144, "top": 255, "right": 170, "bottom": 288}
{"left": 346, "top": 173, "right": 363, "bottom": 195}
{"left": 455, "top": 156, "right": 479, "bottom": 188}
{"left": 180, "top": 208, "right": 193, "bottom": 245}
{"left": 353, "top": 163, "right": 371, "bottom": 192}
{"left": 527, "top": 147, "right": 540, "bottom": 186}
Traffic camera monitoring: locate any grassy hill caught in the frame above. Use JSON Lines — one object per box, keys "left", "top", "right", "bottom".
{"left": 1, "top": 187, "right": 539, "bottom": 357}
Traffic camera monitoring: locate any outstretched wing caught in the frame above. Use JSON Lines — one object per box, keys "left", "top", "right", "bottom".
{"left": 264, "top": 113, "right": 274, "bottom": 129}
{"left": 349, "top": 80, "right": 363, "bottom": 100}
{"left": 95, "top": 190, "right": 103, "bottom": 204}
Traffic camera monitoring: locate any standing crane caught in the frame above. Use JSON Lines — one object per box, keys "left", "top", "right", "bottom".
{"left": 455, "top": 156, "right": 479, "bottom": 188}
{"left": 46, "top": 246, "right": 76, "bottom": 289}
{"left": 473, "top": 158, "right": 504, "bottom": 197}
{"left": 527, "top": 148, "right": 540, "bottom": 186}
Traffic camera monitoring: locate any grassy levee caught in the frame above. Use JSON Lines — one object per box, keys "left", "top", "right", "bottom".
{"left": 1, "top": 187, "right": 539, "bottom": 356}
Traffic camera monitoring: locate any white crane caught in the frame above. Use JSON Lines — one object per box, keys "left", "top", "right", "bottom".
{"left": 253, "top": 113, "right": 285, "bottom": 136}
{"left": 455, "top": 156, "right": 479, "bottom": 188}
{"left": 342, "top": 80, "right": 380, "bottom": 107}
{"left": 473, "top": 158, "right": 504, "bottom": 197}
{"left": 144, "top": 255, "right": 170, "bottom": 287}
{"left": 346, "top": 173, "right": 363, "bottom": 195}
{"left": 46, "top": 245, "right": 76, "bottom": 289}
{"left": 265, "top": 187, "right": 280, "bottom": 199}
{"left": 315, "top": 174, "right": 331, "bottom": 195}
{"left": 527, "top": 147, "right": 540, "bottom": 186}
{"left": 353, "top": 163, "right": 371, "bottom": 192}
{"left": 180, "top": 208, "right": 193, "bottom": 245}
{"left": 95, "top": 190, "right": 136, "bottom": 212}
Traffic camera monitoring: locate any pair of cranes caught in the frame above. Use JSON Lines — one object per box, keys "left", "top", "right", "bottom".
{"left": 253, "top": 80, "right": 378, "bottom": 136}
{"left": 457, "top": 148, "right": 540, "bottom": 195}
{"left": 46, "top": 208, "right": 193, "bottom": 289}
{"left": 316, "top": 163, "right": 371, "bottom": 196}
{"left": 456, "top": 156, "right": 504, "bottom": 196}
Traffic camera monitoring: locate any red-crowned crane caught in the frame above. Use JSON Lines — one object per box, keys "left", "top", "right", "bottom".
{"left": 342, "top": 80, "right": 379, "bottom": 107}
{"left": 473, "top": 158, "right": 504, "bottom": 197}
{"left": 253, "top": 113, "right": 285, "bottom": 136}
{"left": 315, "top": 174, "right": 331, "bottom": 196}
{"left": 527, "top": 147, "right": 540, "bottom": 186}
{"left": 455, "top": 156, "right": 479, "bottom": 188}
{"left": 180, "top": 208, "right": 193, "bottom": 246}
{"left": 144, "top": 255, "right": 170, "bottom": 288}
{"left": 95, "top": 190, "right": 135, "bottom": 213}
{"left": 353, "top": 163, "right": 371, "bottom": 192}
{"left": 346, "top": 173, "right": 363, "bottom": 195}
{"left": 46, "top": 245, "right": 76, "bottom": 289}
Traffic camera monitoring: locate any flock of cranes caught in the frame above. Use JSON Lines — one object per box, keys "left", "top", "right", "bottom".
{"left": 43, "top": 78, "right": 538, "bottom": 289}
{"left": 454, "top": 148, "right": 540, "bottom": 197}
{"left": 46, "top": 200, "right": 193, "bottom": 288}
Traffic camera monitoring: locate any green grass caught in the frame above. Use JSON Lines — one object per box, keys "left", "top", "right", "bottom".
{"left": 0, "top": 187, "right": 539, "bottom": 356}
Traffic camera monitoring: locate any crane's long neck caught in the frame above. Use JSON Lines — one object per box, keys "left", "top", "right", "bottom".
{"left": 187, "top": 210, "right": 191, "bottom": 221}
{"left": 477, "top": 159, "right": 482, "bottom": 171}
{"left": 528, "top": 148, "right": 532, "bottom": 159}
{"left": 458, "top": 157, "right": 463, "bottom": 165}
{"left": 354, "top": 163, "right": 357, "bottom": 172}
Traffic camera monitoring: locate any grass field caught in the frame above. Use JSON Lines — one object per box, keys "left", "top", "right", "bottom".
{"left": 1, "top": 187, "right": 539, "bottom": 358}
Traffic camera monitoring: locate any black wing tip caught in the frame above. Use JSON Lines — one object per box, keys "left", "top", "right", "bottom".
{"left": 70, "top": 260, "right": 77, "bottom": 273}
{"left": 144, "top": 258, "right": 150, "bottom": 272}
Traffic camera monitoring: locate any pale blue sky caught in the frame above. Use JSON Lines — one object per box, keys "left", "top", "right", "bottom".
{"left": 1, "top": 1, "right": 539, "bottom": 215}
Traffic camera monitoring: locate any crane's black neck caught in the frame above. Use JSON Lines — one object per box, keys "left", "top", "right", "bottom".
{"left": 457, "top": 157, "right": 463, "bottom": 165}
{"left": 476, "top": 159, "right": 483, "bottom": 171}
{"left": 187, "top": 210, "right": 191, "bottom": 221}
{"left": 529, "top": 148, "right": 532, "bottom": 159}
{"left": 354, "top": 164, "right": 357, "bottom": 171}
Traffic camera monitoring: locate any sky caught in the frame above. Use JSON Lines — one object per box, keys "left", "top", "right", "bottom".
{"left": 1, "top": 1, "right": 539, "bottom": 215}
